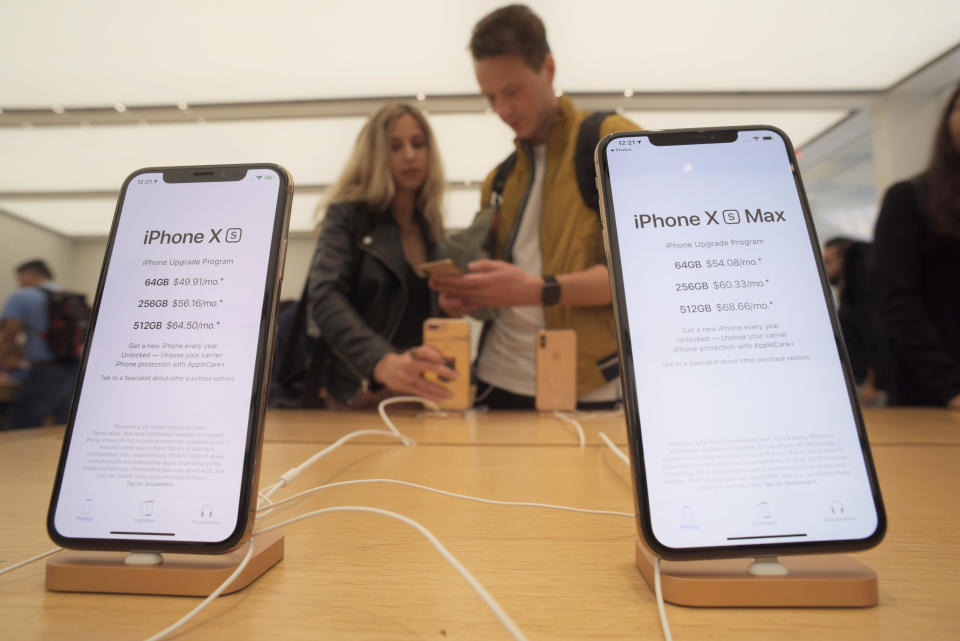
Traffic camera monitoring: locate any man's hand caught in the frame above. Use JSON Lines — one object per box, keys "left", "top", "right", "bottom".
{"left": 373, "top": 345, "right": 456, "bottom": 403}
{"left": 429, "top": 259, "right": 542, "bottom": 309}
{"left": 948, "top": 393, "right": 960, "bottom": 410}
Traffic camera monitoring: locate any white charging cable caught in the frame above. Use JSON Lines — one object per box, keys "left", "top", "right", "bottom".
{"left": 654, "top": 557, "right": 673, "bottom": 641}
{"left": 569, "top": 407, "right": 624, "bottom": 419}
{"left": 141, "top": 539, "right": 255, "bottom": 641}
{"left": 597, "top": 431, "right": 630, "bottom": 467}
{"left": 378, "top": 395, "right": 441, "bottom": 438}
{"left": 597, "top": 430, "right": 673, "bottom": 641}
{"left": 256, "top": 395, "right": 431, "bottom": 510}
{"left": 0, "top": 546, "right": 62, "bottom": 576}
{"left": 258, "top": 427, "right": 413, "bottom": 505}
{"left": 161, "top": 474, "right": 632, "bottom": 641}
{"left": 256, "top": 477, "right": 634, "bottom": 519}
{"left": 552, "top": 411, "right": 586, "bottom": 447}
{"left": 255, "top": 505, "right": 529, "bottom": 641}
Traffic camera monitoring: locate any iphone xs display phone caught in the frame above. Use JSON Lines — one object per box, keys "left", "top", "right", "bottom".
{"left": 535, "top": 329, "right": 577, "bottom": 411}
{"left": 47, "top": 164, "right": 293, "bottom": 553}
{"left": 422, "top": 318, "right": 471, "bottom": 410}
{"left": 595, "top": 128, "right": 885, "bottom": 560}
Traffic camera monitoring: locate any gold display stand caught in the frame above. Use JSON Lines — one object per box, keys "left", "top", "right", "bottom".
{"left": 635, "top": 537, "right": 878, "bottom": 607}
{"left": 45, "top": 531, "right": 284, "bottom": 597}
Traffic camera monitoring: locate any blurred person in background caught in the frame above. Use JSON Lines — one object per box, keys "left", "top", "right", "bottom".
{"left": 305, "top": 103, "right": 456, "bottom": 408}
{"left": 823, "top": 237, "right": 885, "bottom": 406}
{"left": 874, "top": 84, "right": 960, "bottom": 409}
{"left": 0, "top": 260, "right": 79, "bottom": 428}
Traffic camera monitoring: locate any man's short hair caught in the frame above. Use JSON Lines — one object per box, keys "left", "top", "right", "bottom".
{"left": 16, "top": 259, "right": 53, "bottom": 280}
{"left": 470, "top": 4, "right": 550, "bottom": 71}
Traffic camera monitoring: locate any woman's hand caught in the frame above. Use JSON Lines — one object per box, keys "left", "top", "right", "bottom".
{"left": 373, "top": 345, "right": 457, "bottom": 402}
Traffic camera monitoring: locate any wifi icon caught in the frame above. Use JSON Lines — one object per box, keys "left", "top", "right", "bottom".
{"left": 256, "top": 175, "right": 262, "bottom": 180}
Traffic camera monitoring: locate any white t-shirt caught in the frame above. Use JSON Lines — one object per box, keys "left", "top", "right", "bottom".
{"left": 476, "top": 145, "right": 547, "bottom": 396}
{"left": 476, "top": 145, "right": 620, "bottom": 402}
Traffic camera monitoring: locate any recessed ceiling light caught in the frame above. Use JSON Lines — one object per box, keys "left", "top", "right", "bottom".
{"left": 52, "top": 104, "right": 65, "bottom": 114}
{"left": 555, "top": 89, "right": 563, "bottom": 98}
{"left": 176, "top": 101, "right": 189, "bottom": 110}
{"left": 416, "top": 92, "right": 426, "bottom": 102}
{"left": 114, "top": 103, "right": 127, "bottom": 113}
{"left": 624, "top": 89, "right": 634, "bottom": 98}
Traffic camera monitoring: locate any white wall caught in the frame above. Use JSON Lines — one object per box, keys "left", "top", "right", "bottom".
{"left": 65, "top": 238, "right": 109, "bottom": 299}
{"left": 872, "top": 84, "right": 956, "bottom": 194}
{"left": 0, "top": 211, "right": 72, "bottom": 304}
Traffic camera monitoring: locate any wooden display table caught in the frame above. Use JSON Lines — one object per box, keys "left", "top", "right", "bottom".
{"left": 0, "top": 410, "right": 957, "bottom": 640}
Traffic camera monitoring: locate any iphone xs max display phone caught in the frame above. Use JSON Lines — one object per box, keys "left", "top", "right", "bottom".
{"left": 47, "top": 164, "right": 293, "bottom": 553}
{"left": 535, "top": 329, "right": 577, "bottom": 411}
{"left": 595, "top": 128, "right": 885, "bottom": 560}
{"left": 422, "top": 318, "right": 471, "bottom": 410}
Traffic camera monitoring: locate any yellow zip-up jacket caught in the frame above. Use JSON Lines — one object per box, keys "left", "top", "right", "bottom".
{"left": 480, "top": 95, "right": 638, "bottom": 393}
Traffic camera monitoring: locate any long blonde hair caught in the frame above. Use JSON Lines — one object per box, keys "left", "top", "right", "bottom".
{"left": 321, "top": 103, "right": 445, "bottom": 243}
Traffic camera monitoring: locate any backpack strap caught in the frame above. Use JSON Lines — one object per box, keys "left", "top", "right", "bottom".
{"left": 489, "top": 110, "right": 612, "bottom": 217}
{"left": 489, "top": 152, "right": 517, "bottom": 208}
{"left": 574, "top": 111, "right": 614, "bottom": 214}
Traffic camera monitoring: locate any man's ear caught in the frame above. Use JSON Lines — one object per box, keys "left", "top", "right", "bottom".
{"left": 542, "top": 53, "right": 556, "bottom": 86}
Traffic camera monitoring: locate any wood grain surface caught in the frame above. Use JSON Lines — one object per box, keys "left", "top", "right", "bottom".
{"left": 0, "top": 410, "right": 957, "bottom": 640}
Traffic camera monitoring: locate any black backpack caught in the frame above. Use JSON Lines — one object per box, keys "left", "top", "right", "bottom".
{"left": 43, "top": 290, "right": 91, "bottom": 361}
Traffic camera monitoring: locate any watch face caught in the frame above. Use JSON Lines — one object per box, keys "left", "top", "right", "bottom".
{"left": 543, "top": 276, "right": 561, "bottom": 306}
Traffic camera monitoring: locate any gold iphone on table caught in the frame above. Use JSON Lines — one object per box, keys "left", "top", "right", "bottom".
{"left": 536, "top": 329, "right": 577, "bottom": 411}
{"left": 422, "top": 318, "right": 471, "bottom": 410}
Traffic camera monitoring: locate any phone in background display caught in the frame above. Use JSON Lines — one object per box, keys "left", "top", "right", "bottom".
{"left": 536, "top": 329, "right": 577, "bottom": 411}
{"left": 423, "top": 318, "right": 471, "bottom": 410}
{"left": 596, "top": 128, "right": 885, "bottom": 559}
{"left": 47, "top": 164, "right": 292, "bottom": 553}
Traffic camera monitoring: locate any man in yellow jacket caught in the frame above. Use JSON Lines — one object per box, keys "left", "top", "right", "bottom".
{"left": 430, "top": 4, "right": 637, "bottom": 409}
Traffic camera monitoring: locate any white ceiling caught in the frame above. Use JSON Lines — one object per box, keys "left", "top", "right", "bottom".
{"left": 0, "top": 109, "right": 847, "bottom": 235}
{"left": 1, "top": 0, "right": 957, "bottom": 237}
{"left": 3, "top": 0, "right": 958, "bottom": 106}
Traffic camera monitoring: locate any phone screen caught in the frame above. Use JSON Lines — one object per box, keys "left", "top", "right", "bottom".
{"left": 598, "top": 129, "right": 884, "bottom": 557}
{"left": 49, "top": 165, "right": 290, "bottom": 550}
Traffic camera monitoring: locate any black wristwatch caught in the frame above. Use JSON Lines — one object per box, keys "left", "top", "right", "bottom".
{"left": 542, "top": 275, "right": 561, "bottom": 307}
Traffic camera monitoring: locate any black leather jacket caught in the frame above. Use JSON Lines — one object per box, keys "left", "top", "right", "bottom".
{"left": 307, "top": 201, "right": 441, "bottom": 404}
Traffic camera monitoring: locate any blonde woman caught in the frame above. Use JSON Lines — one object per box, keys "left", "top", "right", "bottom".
{"left": 307, "top": 103, "right": 456, "bottom": 408}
